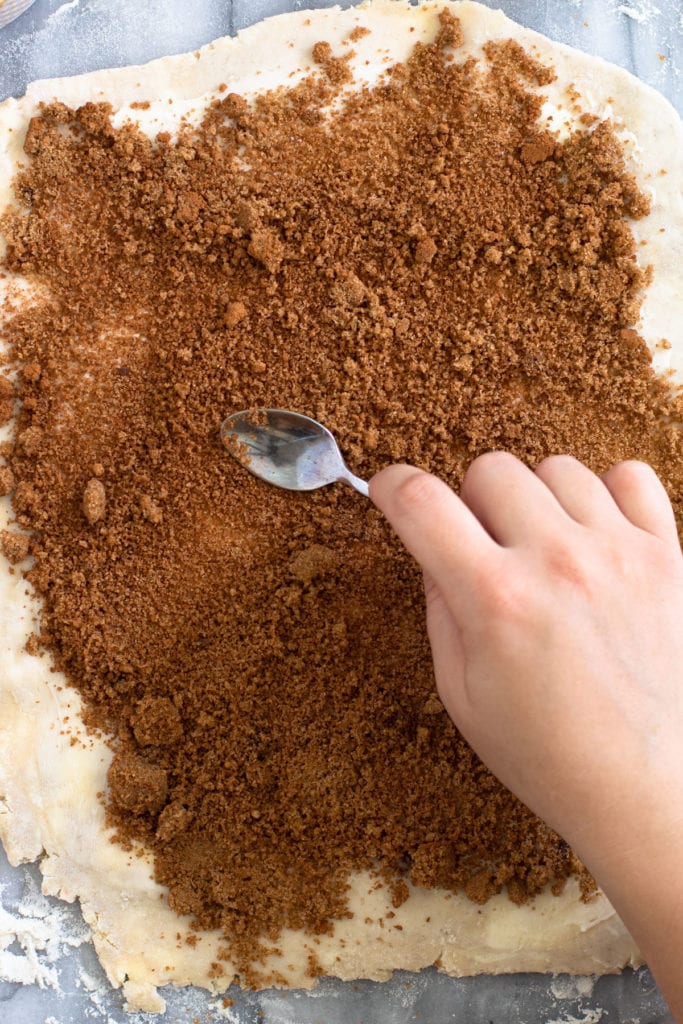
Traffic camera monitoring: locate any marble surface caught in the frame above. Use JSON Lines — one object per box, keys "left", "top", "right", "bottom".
{"left": 0, "top": 1, "right": 681, "bottom": 1022}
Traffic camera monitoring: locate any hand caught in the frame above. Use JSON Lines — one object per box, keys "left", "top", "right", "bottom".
{"left": 370, "top": 453, "right": 683, "bottom": 1020}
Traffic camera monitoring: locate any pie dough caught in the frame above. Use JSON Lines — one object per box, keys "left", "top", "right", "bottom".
{"left": 1, "top": 0, "right": 682, "bottom": 1013}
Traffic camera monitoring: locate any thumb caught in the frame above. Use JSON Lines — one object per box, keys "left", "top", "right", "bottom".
{"left": 369, "top": 464, "right": 496, "bottom": 620}
{"left": 423, "top": 569, "right": 468, "bottom": 718}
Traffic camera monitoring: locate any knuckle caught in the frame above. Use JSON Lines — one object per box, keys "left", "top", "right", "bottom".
{"left": 487, "top": 584, "right": 527, "bottom": 622}
{"left": 544, "top": 541, "right": 592, "bottom": 591}
{"left": 476, "top": 563, "right": 532, "bottom": 623}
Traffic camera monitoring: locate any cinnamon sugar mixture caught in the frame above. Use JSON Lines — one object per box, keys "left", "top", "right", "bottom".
{"left": 2, "top": 13, "right": 683, "bottom": 976}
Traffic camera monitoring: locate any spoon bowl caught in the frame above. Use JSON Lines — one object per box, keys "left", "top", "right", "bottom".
{"left": 221, "top": 409, "right": 369, "bottom": 498}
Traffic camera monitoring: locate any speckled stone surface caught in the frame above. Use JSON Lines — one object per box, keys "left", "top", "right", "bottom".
{"left": 0, "top": 2, "right": 681, "bottom": 1021}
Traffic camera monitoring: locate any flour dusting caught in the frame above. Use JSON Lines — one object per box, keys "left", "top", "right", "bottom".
{"left": 545, "top": 1012, "right": 605, "bottom": 1024}
{"left": 613, "top": 0, "right": 661, "bottom": 22}
{"left": 550, "top": 975, "right": 597, "bottom": 1000}
{"left": 49, "top": 0, "right": 81, "bottom": 18}
{"left": 208, "top": 996, "right": 243, "bottom": 1022}
{"left": 0, "top": 872, "right": 90, "bottom": 989}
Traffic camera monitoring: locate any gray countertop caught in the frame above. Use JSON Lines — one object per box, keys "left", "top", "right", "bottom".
{"left": 0, "top": 2, "right": 681, "bottom": 1022}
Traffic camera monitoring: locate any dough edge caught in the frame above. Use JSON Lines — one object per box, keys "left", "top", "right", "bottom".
{"left": 3, "top": 0, "right": 683, "bottom": 1010}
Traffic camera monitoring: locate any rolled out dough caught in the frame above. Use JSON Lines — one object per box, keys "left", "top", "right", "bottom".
{"left": 1, "top": 0, "right": 682, "bottom": 1012}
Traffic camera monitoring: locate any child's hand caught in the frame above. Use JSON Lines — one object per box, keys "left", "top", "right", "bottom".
{"left": 371, "top": 453, "right": 683, "bottom": 1020}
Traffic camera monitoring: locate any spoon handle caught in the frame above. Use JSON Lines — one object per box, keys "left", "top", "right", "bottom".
{"left": 340, "top": 472, "right": 370, "bottom": 498}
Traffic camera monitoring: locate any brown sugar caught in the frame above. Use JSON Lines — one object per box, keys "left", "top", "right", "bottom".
{"left": 0, "top": 529, "right": 29, "bottom": 564}
{"left": 2, "top": 10, "right": 683, "bottom": 981}
{"left": 312, "top": 40, "right": 354, "bottom": 85}
{"left": 108, "top": 752, "right": 168, "bottom": 816}
{"left": 139, "top": 493, "right": 163, "bottom": 524}
{"left": 520, "top": 132, "right": 556, "bottom": 166}
{"left": 289, "top": 544, "right": 337, "bottom": 584}
{"left": 16, "top": 425, "right": 43, "bottom": 456}
{"left": 0, "top": 375, "right": 15, "bottom": 426}
{"left": 390, "top": 879, "right": 410, "bottom": 909}
{"left": 156, "top": 800, "right": 193, "bottom": 844}
{"left": 247, "top": 228, "right": 285, "bottom": 274}
{"left": 434, "top": 8, "right": 464, "bottom": 50}
{"left": 131, "top": 696, "right": 183, "bottom": 747}
{"left": 347, "top": 26, "right": 370, "bottom": 44}
{"left": 414, "top": 237, "right": 438, "bottom": 265}
{"left": 82, "top": 477, "right": 106, "bottom": 524}
{"left": 0, "top": 466, "right": 15, "bottom": 496}
{"left": 224, "top": 300, "right": 247, "bottom": 328}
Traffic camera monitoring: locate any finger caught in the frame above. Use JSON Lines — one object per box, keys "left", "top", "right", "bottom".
{"left": 601, "top": 460, "right": 680, "bottom": 544}
{"left": 369, "top": 464, "right": 499, "bottom": 617}
{"left": 460, "top": 451, "right": 570, "bottom": 546}
{"left": 535, "top": 455, "right": 620, "bottom": 527}
{"left": 423, "top": 570, "right": 468, "bottom": 722}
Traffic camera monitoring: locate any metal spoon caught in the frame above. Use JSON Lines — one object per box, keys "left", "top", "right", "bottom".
{"left": 221, "top": 409, "right": 369, "bottom": 498}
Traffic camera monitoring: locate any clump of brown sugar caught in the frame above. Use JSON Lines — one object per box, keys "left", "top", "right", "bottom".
{"left": 0, "top": 529, "right": 29, "bottom": 564}
{"left": 131, "top": 696, "right": 183, "bottom": 746}
{"left": 2, "top": 9, "right": 683, "bottom": 982}
{"left": 347, "top": 25, "right": 370, "bottom": 44}
{"left": 0, "top": 376, "right": 15, "bottom": 426}
{"left": 312, "top": 40, "right": 354, "bottom": 85}
{"left": 82, "top": 478, "right": 106, "bottom": 524}
{"left": 108, "top": 752, "right": 168, "bottom": 816}
{"left": 224, "top": 300, "right": 247, "bottom": 328}
{"left": 0, "top": 466, "right": 15, "bottom": 496}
